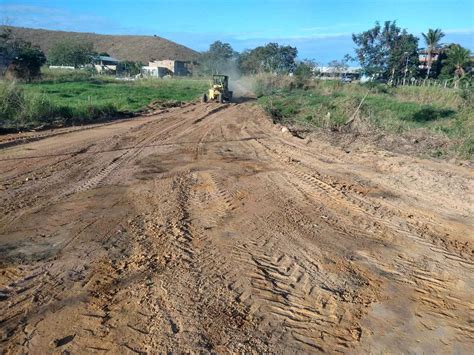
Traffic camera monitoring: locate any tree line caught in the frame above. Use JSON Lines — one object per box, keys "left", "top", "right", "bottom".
{"left": 1, "top": 21, "right": 472, "bottom": 84}
{"left": 352, "top": 21, "right": 472, "bottom": 86}
{"left": 199, "top": 21, "right": 472, "bottom": 86}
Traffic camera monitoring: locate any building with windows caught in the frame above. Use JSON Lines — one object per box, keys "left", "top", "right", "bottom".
{"left": 144, "top": 60, "right": 191, "bottom": 77}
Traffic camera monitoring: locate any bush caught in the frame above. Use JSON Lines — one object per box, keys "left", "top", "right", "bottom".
{"left": 39, "top": 67, "right": 96, "bottom": 83}
{"left": 362, "top": 82, "right": 392, "bottom": 94}
{"left": 48, "top": 40, "right": 94, "bottom": 68}
{"left": 459, "top": 87, "right": 474, "bottom": 109}
{"left": 0, "top": 81, "right": 72, "bottom": 127}
{"left": 117, "top": 61, "right": 144, "bottom": 76}
{"left": 294, "top": 60, "right": 316, "bottom": 88}
{"left": 0, "top": 28, "right": 46, "bottom": 81}
{"left": 253, "top": 73, "right": 294, "bottom": 97}
{"left": 12, "top": 46, "right": 46, "bottom": 81}
{"left": 0, "top": 81, "right": 25, "bottom": 124}
{"left": 459, "top": 137, "right": 474, "bottom": 158}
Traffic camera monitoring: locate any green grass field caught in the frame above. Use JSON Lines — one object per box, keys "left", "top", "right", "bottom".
{"left": 0, "top": 72, "right": 208, "bottom": 130}
{"left": 256, "top": 77, "right": 473, "bottom": 158}
{"left": 22, "top": 78, "right": 208, "bottom": 112}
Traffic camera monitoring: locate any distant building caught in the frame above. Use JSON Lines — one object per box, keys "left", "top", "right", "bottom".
{"left": 141, "top": 66, "right": 169, "bottom": 78}
{"left": 418, "top": 49, "right": 443, "bottom": 70}
{"left": 318, "top": 66, "right": 362, "bottom": 80}
{"left": 94, "top": 55, "right": 119, "bottom": 73}
{"left": 147, "top": 60, "right": 191, "bottom": 76}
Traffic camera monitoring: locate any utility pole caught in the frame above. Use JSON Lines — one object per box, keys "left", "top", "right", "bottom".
{"left": 403, "top": 52, "right": 409, "bottom": 86}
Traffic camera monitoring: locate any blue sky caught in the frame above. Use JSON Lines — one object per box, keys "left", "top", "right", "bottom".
{"left": 1, "top": 0, "right": 473, "bottom": 64}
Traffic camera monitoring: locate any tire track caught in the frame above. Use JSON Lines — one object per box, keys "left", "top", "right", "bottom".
{"left": 228, "top": 229, "right": 363, "bottom": 352}
{"left": 256, "top": 138, "right": 474, "bottom": 345}
{"left": 258, "top": 138, "right": 472, "bottom": 262}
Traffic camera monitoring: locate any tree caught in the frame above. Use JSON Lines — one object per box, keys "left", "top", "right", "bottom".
{"left": 422, "top": 28, "right": 445, "bottom": 79}
{"left": 326, "top": 54, "right": 356, "bottom": 78}
{"left": 10, "top": 42, "right": 46, "bottom": 80}
{"left": 0, "top": 28, "right": 15, "bottom": 72}
{"left": 117, "top": 60, "right": 143, "bottom": 76}
{"left": 199, "top": 41, "right": 238, "bottom": 75}
{"left": 328, "top": 59, "right": 349, "bottom": 78}
{"left": 387, "top": 32, "right": 419, "bottom": 84}
{"left": 294, "top": 59, "right": 317, "bottom": 87}
{"left": 48, "top": 40, "right": 95, "bottom": 68}
{"left": 352, "top": 21, "right": 419, "bottom": 81}
{"left": 294, "top": 59, "right": 317, "bottom": 79}
{"left": 239, "top": 43, "right": 297, "bottom": 74}
{"left": 442, "top": 44, "right": 471, "bottom": 87}
{"left": 0, "top": 27, "right": 46, "bottom": 81}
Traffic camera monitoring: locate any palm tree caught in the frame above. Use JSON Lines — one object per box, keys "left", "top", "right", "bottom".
{"left": 444, "top": 44, "right": 471, "bottom": 87}
{"left": 422, "top": 28, "right": 445, "bottom": 79}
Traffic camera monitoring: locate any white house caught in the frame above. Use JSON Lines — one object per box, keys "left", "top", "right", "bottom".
{"left": 94, "top": 56, "right": 119, "bottom": 73}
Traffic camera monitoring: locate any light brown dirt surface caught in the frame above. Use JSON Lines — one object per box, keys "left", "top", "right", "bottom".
{"left": 1, "top": 101, "right": 473, "bottom": 353}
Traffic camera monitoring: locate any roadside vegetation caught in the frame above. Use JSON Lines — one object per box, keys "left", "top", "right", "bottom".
{"left": 255, "top": 75, "right": 473, "bottom": 158}
{"left": 0, "top": 28, "right": 207, "bottom": 131}
{"left": 0, "top": 72, "right": 207, "bottom": 130}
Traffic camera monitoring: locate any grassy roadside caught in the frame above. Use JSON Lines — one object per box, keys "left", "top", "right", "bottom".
{"left": 0, "top": 71, "right": 208, "bottom": 131}
{"left": 255, "top": 76, "right": 473, "bottom": 159}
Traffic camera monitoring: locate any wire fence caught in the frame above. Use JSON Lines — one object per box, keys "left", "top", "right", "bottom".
{"left": 392, "top": 77, "right": 471, "bottom": 89}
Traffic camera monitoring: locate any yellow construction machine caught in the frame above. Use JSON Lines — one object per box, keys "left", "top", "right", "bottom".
{"left": 202, "top": 75, "right": 233, "bottom": 103}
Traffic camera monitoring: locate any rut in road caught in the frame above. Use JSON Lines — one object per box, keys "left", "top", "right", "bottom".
{"left": 0, "top": 102, "right": 473, "bottom": 353}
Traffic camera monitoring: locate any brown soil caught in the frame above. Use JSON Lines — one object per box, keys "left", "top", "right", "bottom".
{"left": 0, "top": 101, "right": 473, "bottom": 353}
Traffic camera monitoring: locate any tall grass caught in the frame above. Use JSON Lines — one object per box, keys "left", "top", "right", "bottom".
{"left": 38, "top": 67, "right": 99, "bottom": 83}
{"left": 0, "top": 81, "right": 121, "bottom": 129}
{"left": 22, "top": 78, "right": 207, "bottom": 112}
{"left": 0, "top": 76, "right": 208, "bottom": 130}
{"left": 255, "top": 75, "right": 474, "bottom": 159}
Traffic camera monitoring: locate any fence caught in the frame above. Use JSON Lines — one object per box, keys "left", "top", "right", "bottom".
{"left": 391, "top": 77, "right": 471, "bottom": 89}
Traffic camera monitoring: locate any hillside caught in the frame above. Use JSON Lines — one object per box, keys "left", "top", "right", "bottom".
{"left": 4, "top": 26, "right": 200, "bottom": 63}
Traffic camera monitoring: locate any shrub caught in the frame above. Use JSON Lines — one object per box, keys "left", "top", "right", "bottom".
{"left": 0, "top": 81, "right": 25, "bottom": 124}
{"left": 459, "top": 137, "right": 474, "bottom": 158}
{"left": 48, "top": 40, "right": 94, "bottom": 68}
{"left": 39, "top": 67, "right": 96, "bottom": 83}
{"left": 253, "top": 73, "right": 294, "bottom": 97}
{"left": 1, "top": 28, "right": 46, "bottom": 81}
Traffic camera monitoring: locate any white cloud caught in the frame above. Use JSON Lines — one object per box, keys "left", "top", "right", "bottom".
{"left": 443, "top": 28, "right": 474, "bottom": 35}
{"left": 0, "top": 4, "right": 124, "bottom": 33}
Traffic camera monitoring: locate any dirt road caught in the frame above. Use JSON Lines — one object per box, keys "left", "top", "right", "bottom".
{"left": 1, "top": 101, "right": 473, "bottom": 353}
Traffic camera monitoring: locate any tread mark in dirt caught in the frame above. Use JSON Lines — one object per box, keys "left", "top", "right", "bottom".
{"left": 231, "top": 246, "right": 360, "bottom": 352}
{"left": 257, "top": 139, "right": 472, "bottom": 262}
{"left": 0, "top": 121, "right": 133, "bottom": 149}
{"left": 255, "top": 140, "right": 474, "bottom": 343}
{"left": 64, "top": 114, "right": 195, "bottom": 196}
{"left": 188, "top": 171, "right": 240, "bottom": 279}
